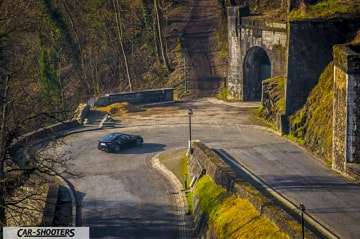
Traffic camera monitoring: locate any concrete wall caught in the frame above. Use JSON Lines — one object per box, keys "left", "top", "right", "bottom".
{"left": 332, "top": 43, "right": 360, "bottom": 174}
{"left": 188, "top": 141, "right": 319, "bottom": 239}
{"left": 228, "top": 11, "right": 287, "bottom": 101}
{"left": 227, "top": 10, "right": 287, "bottom": 101}
{"left": 12, "top": 120, "right": 81, "bottom": 154}
{"left": 93, "top": 88, "right": 175, "bottom": 107}
{"left": 285, "top": 19, "right": 360, "bottom": 117}
{"left": 228, "top": 6, "right": 243, "bottom": 100}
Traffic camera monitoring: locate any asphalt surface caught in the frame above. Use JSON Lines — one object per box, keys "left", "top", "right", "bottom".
{"left": 62, "top": 98, "right": 360, "bottom": 239}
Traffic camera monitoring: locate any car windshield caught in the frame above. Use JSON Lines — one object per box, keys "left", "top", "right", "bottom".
{"left": 101, "top": 133, "right": 121, "bottom": 141}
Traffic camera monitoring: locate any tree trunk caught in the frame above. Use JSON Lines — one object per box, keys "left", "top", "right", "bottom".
{"left": 0, "top": 75, "right": 10, "bottom": 234}
{"left": 154, "top": 0, "right": 171, "bottom": 72}
{"left": 61, "top": 1, "right": 92, "bottom": 95}
{"left": 112, "top": 0, "right": 133, "bottom": 92}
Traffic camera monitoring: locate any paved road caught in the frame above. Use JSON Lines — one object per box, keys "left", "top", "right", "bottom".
{"left": 63, "top": 98, "right": 360, "bottom": 239}
{"left": 64, "top": 128, "right": 193, "bottom": 239}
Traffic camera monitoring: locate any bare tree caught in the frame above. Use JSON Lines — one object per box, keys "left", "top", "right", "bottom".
{"left": 0, "top": 76, "right": 11, "bottom": 235}
{"left": 0, "top": 74, "right": 73, "bottom": 236}
{"left": 5, "top": 137, "right": 73, "bottom": 225}
{"left": 154, "top": 0, "right": 171, "bottom": 72}
{"left": 112, "top": 0, "right": 133, "bottom": 92}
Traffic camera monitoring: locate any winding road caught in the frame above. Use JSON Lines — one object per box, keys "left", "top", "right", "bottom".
{"left": 62, "top": 99, "right": 360, "bottom": 239}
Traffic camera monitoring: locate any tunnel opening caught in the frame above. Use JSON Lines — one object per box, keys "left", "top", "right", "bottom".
{"left": 243, "top": 47, "right": 271, "bottom": 101}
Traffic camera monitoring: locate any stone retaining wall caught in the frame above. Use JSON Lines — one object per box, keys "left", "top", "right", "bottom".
{"left": 332, "top": 43, "right": 360, "bottom": 178}
{"left": 12, "top": 120, "right": 80, "bottom": 156}
{"left": 93, "top": 88, "right": 175, "bottom": 106}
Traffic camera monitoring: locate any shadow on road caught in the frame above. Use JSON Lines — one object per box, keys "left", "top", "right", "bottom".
{"left": 108, "top": 143, "right": 166, "bottom": 155}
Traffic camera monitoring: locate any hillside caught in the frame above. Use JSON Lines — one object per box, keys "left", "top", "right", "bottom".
{"left": 1, "top": 0, "right": 359, "bottom": 134}
{"left": 172, "top": 0, "right": 227, "bottom": 99}
{"left": 0, "top": 0, "right": 229, "bottom": 135}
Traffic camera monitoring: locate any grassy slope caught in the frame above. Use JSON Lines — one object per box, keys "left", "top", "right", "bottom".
{"left": 193, "top": 176, "right": 289, "bottom": 239}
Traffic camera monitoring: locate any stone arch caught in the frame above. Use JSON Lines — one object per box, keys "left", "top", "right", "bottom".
{"left": 243, "top": 47, "right": 271, "bottom": 101}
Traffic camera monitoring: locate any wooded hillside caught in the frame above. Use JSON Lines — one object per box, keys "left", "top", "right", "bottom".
{"left": 1, "top": 0, "right": 182, "bottom": 130}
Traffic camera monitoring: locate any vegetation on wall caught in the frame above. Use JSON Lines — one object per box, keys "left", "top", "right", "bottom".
{"left": 193, "top": 175, "right": 288, "bottom": 239}
{"left": 257, "top": 77, "right": 285, "bottom": 128}
{"left": 262, "top": 32, "right": 360, "bottom": 163}
{"left": 289, "top": 0, "right": 360, "bottom": 20}
{"left": 257, "top": 2, "right": 360, "bottom": 163}
{"left": 289, "top": 63, "right": 334, "bottom": 162}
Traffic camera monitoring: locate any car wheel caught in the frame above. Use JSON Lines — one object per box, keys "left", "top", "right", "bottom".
{"left": 136, "top": 139, "right": 143, "bottom": 146}
{"left": 114, "top": 144, "right": 121, "bottom": 152}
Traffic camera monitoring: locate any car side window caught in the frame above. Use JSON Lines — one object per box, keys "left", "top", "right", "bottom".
{"left": 120, "top": 135, "right": 129, "bottom": 140}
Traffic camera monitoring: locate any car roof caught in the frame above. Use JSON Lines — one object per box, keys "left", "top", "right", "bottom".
{"left": 101, "top": 133, "right": 124, "bottom": 141}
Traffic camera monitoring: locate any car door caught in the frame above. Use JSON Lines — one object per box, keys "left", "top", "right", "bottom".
{"left": 119, "top": 134, "right": 131, "bottom": 148}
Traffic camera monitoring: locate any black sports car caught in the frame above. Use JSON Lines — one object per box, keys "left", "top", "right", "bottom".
{"left": 97, "top": 133, "right": 143, "bottom": 153}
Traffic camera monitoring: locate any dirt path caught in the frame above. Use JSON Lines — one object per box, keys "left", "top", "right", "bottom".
{"left": 180, "top": 0, "right": 227, "bottom": 99}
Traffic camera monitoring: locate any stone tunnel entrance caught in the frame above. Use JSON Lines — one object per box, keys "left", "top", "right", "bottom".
{"left": 243, "top": 47, "right": 271, "bottom": 101}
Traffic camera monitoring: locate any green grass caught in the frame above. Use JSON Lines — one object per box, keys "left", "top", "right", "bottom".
{"left": 217, "top": 85, "right": 229, "bottom": 101}
{"left": 283, "top": 134, "right": 305, "bottom": 145}
{"left": 289, "top": 0, "right": 360, "bottom": 20}
{"left": 194, "top": 176, "right": 289, "bottom": 239}
{"left": 158, "top": 149, "right": 188, "bottom": 183}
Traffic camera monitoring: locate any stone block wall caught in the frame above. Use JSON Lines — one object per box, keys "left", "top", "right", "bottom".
{"left": 227, "top": 9, "right": 287, "bottom": 101}
{"left": 333, "top": 43, "right": 360, "bottom": 173}
{"left": 227, "top": 6, "right": 246, "bottom": 100}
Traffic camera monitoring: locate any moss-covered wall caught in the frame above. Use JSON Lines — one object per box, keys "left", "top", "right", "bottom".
{"left": 288, "top": 62, "right": 333, "bottom": 160}
{"left": 259, "top": 77, "right": 285, "bottom": 131}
